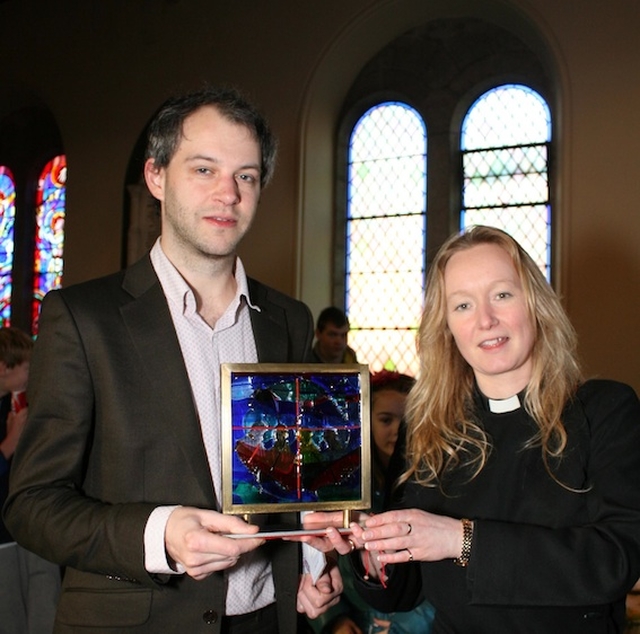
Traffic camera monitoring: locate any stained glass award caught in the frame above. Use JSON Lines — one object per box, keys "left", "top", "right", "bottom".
{"left": 221, "top": 363, "right": 371, "bottom": 534}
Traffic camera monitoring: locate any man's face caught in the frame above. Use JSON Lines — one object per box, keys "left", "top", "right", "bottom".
{"left": 144, "top": 105, "right": 262, "bottom": 264}
{"left": 315, "top": 323, "right": 349, "bottom": 363}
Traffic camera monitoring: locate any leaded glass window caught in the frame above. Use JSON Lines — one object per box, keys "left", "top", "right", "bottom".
{"left": 461, "top": 84, "right": 552, "bottom": 279}
{"left": 345, "top": 102, "right": 426, "bottom": 374}
{"left": 0, "top": 166, "right": 16, "bottom": 327}
{"left": 33, "top": 154, "right": 66, "bottom": 333}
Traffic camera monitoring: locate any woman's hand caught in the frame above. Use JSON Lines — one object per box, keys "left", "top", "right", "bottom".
{"left": 297, "top": 511, "right": 370, "bottom": 555}
{"left": 360, "top": 509, "right": 466, "bottom": 565}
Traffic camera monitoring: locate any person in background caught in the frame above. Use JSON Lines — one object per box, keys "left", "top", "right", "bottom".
{"left": 307, "top": 225, "right": 640, "bottom": 633}
{"left": 0, "top": 326, "right": 61, "bottom": 633}
{"left": 307, "top": 370, "right": 435, "bottom": 634}
{"left": 312, "top": 307, "right": 358, "bottom": 364}
{"left": 3, "top": 86, "right": 341, "bottom": 633}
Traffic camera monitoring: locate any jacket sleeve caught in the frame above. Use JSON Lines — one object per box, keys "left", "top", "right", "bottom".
{"left": 3, "top": 289, "right": 159, "bottom": 587}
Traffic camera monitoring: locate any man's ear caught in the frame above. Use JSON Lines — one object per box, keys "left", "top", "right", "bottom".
{"left": 143, "top": 158, "right": 165, "bottom": 201}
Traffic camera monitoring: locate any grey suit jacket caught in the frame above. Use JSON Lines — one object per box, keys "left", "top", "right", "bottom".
{"left": 4, "top": 255, "right": 314, "bottom": 633}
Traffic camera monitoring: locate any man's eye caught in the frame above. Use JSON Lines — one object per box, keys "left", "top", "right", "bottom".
{"left": 238, "top": 173, "right": 256, "bottom": 183}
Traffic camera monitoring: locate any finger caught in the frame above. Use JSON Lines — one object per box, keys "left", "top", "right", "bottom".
{"left": 204, "top": 532, "right": 264, "bottom": 556}
{"left": 364, "top": 509, "right": 408, "bottom": 527}
{"left": 302, "top": 511, "right": 346, "bottom": 530}
{"left": 376, "top": 549, "right": 416, "bottom": 565}
{"left": 202, "top": 512, "right": 259, "bottom": 535}
{"left": 324, "top": 527, "right": 357, "bottom": 555}
{"left": 297, "top": 584, "right": 341, "bottom": 618}
{"left": 289, "top": 533, "right": 336, "bottom": 553}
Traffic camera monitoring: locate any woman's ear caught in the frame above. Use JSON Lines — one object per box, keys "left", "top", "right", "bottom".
{"left": 143, "top": 158, "right": 165, "bottom": 201}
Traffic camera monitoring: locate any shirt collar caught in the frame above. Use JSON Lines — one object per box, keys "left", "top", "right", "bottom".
{"left": 149, "top": 239, "right": 261, "bottom": 316}
{"left": 475, "top": 384, "right": 525, "bottom": 414}
{"left": 487, "top": 393, "right": 522, "bottom": 413}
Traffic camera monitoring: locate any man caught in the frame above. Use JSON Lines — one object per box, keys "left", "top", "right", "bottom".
{"left": 4, "top": 87, "right": 341, "bottom": 633}
{"left": 312, "top": 307, "right": 358, "bottom": 364}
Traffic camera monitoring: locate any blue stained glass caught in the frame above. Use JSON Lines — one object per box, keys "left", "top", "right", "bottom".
{"left": 0, "top": 166, "right": 16, "bottom": 327}
{"left": 33, "top": 155, "right": 66, "bottom": 333}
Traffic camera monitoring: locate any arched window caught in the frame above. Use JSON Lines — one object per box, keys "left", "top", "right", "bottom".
{"left": 461, "top": 84, "right": 552, "bottom": 279}
{"left": 0, "top": 166, "right": 16, "bottom": 327}
{"left": 345, "top": 102, "right": 426, "bottom": 374}
{"left": 333, "top": 18, "right": 554, "bottom": 374}
{"left": 32, "top": 154, "right": 66, "bottom": 333}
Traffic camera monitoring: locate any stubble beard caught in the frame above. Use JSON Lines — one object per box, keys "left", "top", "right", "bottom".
{"left": 163, "top": 200, "right": 249, "bottom": 264}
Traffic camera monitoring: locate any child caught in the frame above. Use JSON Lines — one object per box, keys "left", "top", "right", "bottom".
{"left": 0, "top": 327, "right": 61, "bottom": 633}
{"left": 307, "top": 370, "right": 435, "bottom": 634}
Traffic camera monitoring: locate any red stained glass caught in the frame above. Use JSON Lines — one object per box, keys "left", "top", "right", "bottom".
{"left": 33, "top": 155, "right": 66, "bottom": 334}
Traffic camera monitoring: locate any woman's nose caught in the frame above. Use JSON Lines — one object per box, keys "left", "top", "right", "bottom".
{"left": 477, "top": 302, "right": 498, "bottom": 328}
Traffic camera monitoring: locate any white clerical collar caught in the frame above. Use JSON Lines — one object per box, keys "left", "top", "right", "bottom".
{"left": 487, "top": 393, "right": 521, "bottom": 414}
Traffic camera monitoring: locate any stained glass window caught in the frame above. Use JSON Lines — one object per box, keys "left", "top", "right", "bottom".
{"left": 345, "top": 102, "right": 426, "bottom": 375}
{"left": 461, "top": 84, "right": 552, "bottom": 279}
{"left": 33, "top": 155, "right": 66, "bottom": 333}
{"left": 0, "top": 166, "right": 16, "bottom": 327}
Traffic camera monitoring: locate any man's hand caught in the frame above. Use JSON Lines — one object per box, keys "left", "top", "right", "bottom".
{"left": 296, "top": 558, "right": 343, "bottom": 618}
{"left": 165, "top": 507, "right": 264, "bottom": 580}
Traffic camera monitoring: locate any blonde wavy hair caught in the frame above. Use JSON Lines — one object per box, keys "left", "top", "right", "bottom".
{"left": 403, "top": 226, "right": 582, "bottom": 487}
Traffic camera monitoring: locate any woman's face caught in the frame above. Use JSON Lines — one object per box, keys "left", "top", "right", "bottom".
{"left": 444, "top": 242, "right": 535, "bottom": 398}
{"left": 371, "top": 389, "right": 407, "bottom": 468}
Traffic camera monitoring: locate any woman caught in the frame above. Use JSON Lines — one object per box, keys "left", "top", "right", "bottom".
{"left": 310, "top": 226, "right": 640, "bottom": 633}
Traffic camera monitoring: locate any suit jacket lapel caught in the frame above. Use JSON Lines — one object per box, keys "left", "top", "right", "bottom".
{"left": 247, "top": 279, "right": 289, "bottom": 363}
{"left": 119, "top": 256, "right": 215, "bottom": 504}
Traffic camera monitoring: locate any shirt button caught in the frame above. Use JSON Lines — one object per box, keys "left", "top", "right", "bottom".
{"left": 202, "top": 610, "right": 218, "bottom": 624}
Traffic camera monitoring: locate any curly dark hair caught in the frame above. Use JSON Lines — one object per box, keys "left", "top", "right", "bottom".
{"left": 145, "top": 85, "right": 278, "bottom": 188}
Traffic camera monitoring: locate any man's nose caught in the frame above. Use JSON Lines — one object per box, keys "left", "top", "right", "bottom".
{"left": 213, "top": 175, "right": 240, "bottom": 205}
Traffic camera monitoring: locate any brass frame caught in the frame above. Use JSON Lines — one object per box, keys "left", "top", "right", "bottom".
{"left": 221, "top": 363, "right": 371, "bottom": 515}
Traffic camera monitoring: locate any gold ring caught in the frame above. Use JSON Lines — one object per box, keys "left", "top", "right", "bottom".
{"left": 406, "top": 548, "right": 413, "bottom": 562}
{"left": 347, "top": 538, "right": 356, "bottom": 553}
{"left": 406, "top": 523, "right": 412, "bottom": 535}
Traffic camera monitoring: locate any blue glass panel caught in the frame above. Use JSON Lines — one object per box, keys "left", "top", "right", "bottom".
{"left": 33, "top": 155, "right": 66, "bottom": 333}
{"left": 0, "top": 166, "right": 16, "bottom": 326}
